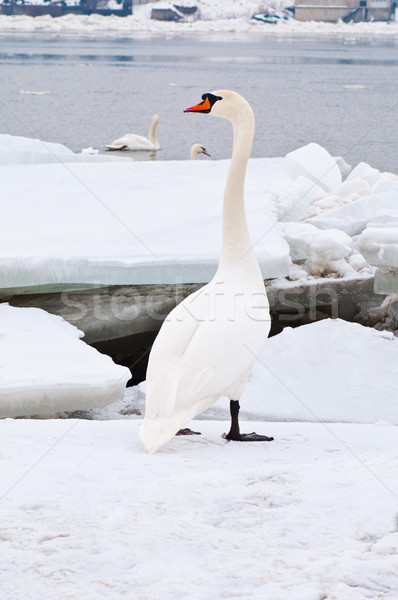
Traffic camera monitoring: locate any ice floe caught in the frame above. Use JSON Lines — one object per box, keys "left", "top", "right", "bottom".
{"left": 0, "top": 158, "right": 290, "bottom": 289}
{"left": 93, "top": 318, "right": 398, "bottom": 425}
{"left": 0, "top": 134, "right": 397, "bottom": 292}
{"left": 280, "top": 223, "right": 354, "bottom": 277}
{"left": 201, "top": 319, "right": 398, "bottom": 424}
{"left": 0, "top": 303, "right": 130, "bottom": 417}
{"left": 0, "top": 134, "right": 131, "bottom": 165}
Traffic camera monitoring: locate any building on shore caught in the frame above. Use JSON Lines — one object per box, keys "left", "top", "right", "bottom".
{"left": 294, "top": 0, "right": 395, "bottom": 22}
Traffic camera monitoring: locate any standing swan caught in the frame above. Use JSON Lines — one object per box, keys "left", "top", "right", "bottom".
{"left": 190, "top": 143, "right": 211, "bottom": 160}
{"left": 105, "top": 114, "right": 160, "bottom": 151}
{"left": 139, "top": 91, "right": 273, "bottom": 453}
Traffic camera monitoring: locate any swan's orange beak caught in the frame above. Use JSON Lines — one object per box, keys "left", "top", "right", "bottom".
{"left": 184, "top": 97, "right": 211, "bottom": 114}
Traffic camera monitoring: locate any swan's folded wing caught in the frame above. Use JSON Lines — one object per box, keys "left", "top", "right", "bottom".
{"left": 144, "top": 287, "right": 206, "bottom": 419}
{"left": 173, "top": 316, "right": 264, "bottom": 414}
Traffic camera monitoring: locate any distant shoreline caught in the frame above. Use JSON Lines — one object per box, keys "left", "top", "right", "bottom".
{"left": 0, "top": 14, "right": 398, "bottom": 37}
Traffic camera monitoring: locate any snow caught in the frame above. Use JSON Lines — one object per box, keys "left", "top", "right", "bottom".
{"left": 1, "top": 417, "right": 398, "bottom": 600}
{"left": 0, "top": 304, "right": 130, "bottom": 417}
{"left": 0, "top": 158, "right": 290, "bottom": 289}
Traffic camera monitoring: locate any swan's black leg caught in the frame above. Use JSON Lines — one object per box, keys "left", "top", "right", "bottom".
{"left": 223, "top": 400, "right": 273, "bottom": 442}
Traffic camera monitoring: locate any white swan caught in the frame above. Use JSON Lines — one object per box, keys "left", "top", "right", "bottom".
{"left": 190, "top": 143, "right": 211, "bottom": 160}
{"left": 139, "top": 90, "right": 272, "bottom": 453}
{"left": 105, "top": 114, "right": 160, "bottom": 151}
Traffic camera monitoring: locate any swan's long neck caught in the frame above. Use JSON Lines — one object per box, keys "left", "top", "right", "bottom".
{"left": 148, "top": 116, "right": 158, "bottom": 146}
{"left": 191, "top": 147, "right": 198, "bottom": 160}
{"left": 219, "top": 103, "right": 258, "bottom": 273}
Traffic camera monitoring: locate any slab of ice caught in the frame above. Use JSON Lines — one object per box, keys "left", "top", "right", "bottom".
{"left": 306, "top": 191, "right": 398, "bottom": 236}
{"left": 0, "top": 158, "right": 291, "bottom": 289}
{"left": 334, "top": 155, "right": 351, "bottom": 179}
{"left": 0, "top": 303, "right": 130, "bottom": 417}
{"left": 204, "top": 319, "right": 398, "bottom": 424}
{"left": 0, "top": 133, "right": 73, "bottom": 155}
{"left": 358, "top": 226, "right": 398, "bottom": 268}
{"left": 346, "top": 161, "right": 381, "bottom": 187}
{"left": 277, "top": 175, "right": 326, "bottom": 222}
{"left": 0, "top": 134, "right": 132, "bottom": 165}
{"left": 374, "top": 269, "right": 398, "bottom": 294}
{"left": 0, "top": 147, "right": 132, "bottom": 165}
{"left": 373, "top": 176, "right": 398, "bottom": 195}
{"left": 285, "top": 143, "right": 342, "bottom": 193}
{"left": 304, "top": 177, "right": 372, "bottom": 219}
{"left": 281, "top": 222, "right": 354, "bottom": 276}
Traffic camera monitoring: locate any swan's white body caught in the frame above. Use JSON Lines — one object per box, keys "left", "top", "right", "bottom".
{"left": 190, "top": 143, "right": 211, "bottom": 160}
{"left": 105, "top": 114, "right": 160, "bottom": 151}
{"left": 140, "top": 91, "right": 270, "bottom": 453}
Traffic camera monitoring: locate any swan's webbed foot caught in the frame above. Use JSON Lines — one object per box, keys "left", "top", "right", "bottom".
{"left": 223, "top": 399, "right": 274, "bottom": 443}
{"left": 175, "top": 428, "right": 201, "bottom": 436}
{"left": 222, "top": 431, "right": 273, "bottom": 442}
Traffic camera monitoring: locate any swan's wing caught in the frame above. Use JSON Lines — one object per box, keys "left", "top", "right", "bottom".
{"left": 124, "top": 134, "right": 155, "bottom": 150}
{"left": 173, "top": 314, "right": 267, "bottom": 413}
{"left": 105, "top": 134, "right": 131, "bottom": 150}
{"left": 144, "top": 287, "right": 206, "bottom": 419}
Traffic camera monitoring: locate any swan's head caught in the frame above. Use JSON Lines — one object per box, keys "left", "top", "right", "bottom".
{"left": 190, "top": 143, "right": 211, "bottom": 159}
{"left": 184, "top": 90, "right": 251, "bottom": 122}
{"left": 152, "top": 114, "right": 160, "bottom": 124}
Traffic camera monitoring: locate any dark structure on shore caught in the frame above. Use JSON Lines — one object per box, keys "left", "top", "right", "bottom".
{"left": 295, "top": 0, "right": 395, "bottom": 22}
{"left": 0, "top": 0, "right": 132, "bottom": 17}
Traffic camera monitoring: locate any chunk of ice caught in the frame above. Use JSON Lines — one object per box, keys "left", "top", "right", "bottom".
{"left": 285, "top": 143, "right": 342, "bottom": 192}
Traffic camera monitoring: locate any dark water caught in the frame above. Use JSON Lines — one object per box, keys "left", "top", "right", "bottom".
{"left": 0, "top": 32, "right": 398, "bottom": 171}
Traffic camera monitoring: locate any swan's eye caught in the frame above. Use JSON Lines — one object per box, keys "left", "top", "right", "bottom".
{"left": 204, "top": 93, "right": 223, "bottom": 108}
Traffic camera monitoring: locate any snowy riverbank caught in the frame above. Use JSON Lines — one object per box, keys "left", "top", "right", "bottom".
{"left": 0, "top": 6, "right": 398, "bottom": 36}
{"left": 2, "top": 418, "right": 398, "bottom": 599}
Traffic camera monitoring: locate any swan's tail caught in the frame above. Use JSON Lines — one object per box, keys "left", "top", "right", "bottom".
{"left": 139, "top": 396, "right": 217, "bottom": 453}
{"left": 139, "top": 415, "right": 186, "bottom": 454}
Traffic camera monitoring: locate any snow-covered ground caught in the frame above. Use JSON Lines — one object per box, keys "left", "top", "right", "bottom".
{"left": 2, "top": 417, "right": 398, "bottom": 600}
{"left": 0, "top": 0, "right": 397, "bottom": 36}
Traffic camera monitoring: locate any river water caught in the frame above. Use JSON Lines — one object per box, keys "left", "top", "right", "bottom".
{"left": 0, "top": 32, "right": 397, "bottom": 171}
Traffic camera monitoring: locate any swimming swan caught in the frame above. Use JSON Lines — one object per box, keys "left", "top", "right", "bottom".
{"left": 105, "top": 114, "right": 160, "bottom": 151}
{"left": 139, "top": 90, "right": 273, "bottom": 453}
{"left": 190, "top": 143, "right": 211, "bottom": 160}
